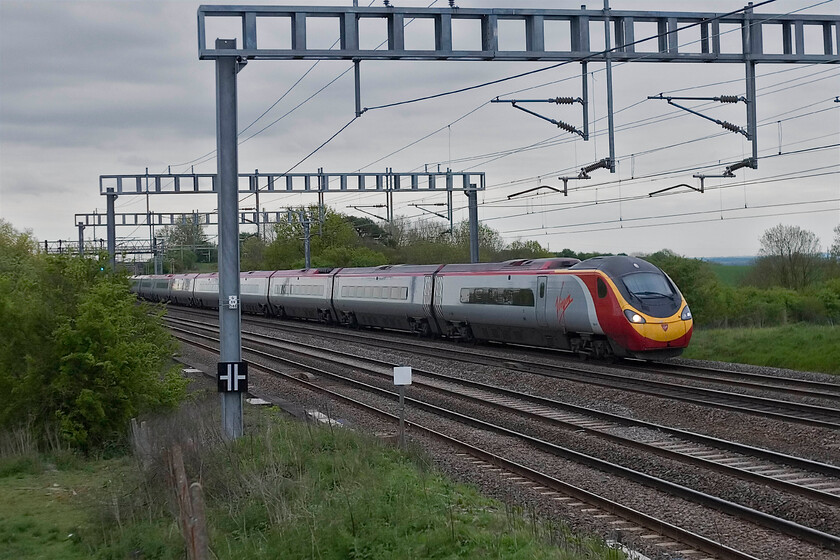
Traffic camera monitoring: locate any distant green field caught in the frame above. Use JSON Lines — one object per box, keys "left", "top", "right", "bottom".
{"left": 683, "top": 324, "right": 840, "bottom": 375}
{"left": 706, "top": 262, "right": 752, "bottom": 287}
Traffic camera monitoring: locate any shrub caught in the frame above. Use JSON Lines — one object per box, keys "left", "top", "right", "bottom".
{"left": 0, "top": 220, "right": 186, "bottom": 452}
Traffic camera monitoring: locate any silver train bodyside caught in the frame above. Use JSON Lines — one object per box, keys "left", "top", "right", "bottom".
{"left": 131, "top": 256, "right": 693, "bottom": 359}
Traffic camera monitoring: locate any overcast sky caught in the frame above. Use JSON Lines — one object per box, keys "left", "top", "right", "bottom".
{"left": 1, "top": 0, "right": 838, "bottom": 258}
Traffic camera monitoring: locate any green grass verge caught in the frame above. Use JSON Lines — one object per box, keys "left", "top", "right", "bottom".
{"left": 683, "top": 323, "right": 840, "bottom": 375}
{"left": 0, "top": 404, "right": 625, "bottom": 559}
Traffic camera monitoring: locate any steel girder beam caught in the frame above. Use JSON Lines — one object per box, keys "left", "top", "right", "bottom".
{"left": 197, "top": 5, "right": 839, "bottom": 64}
{"left": 75, "top": 211, "right": 288, "bottom": 227}
{"left": 99, "top": 171, "right": 486, "bottom": 195}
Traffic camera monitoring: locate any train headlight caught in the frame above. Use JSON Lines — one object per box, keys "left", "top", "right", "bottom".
{"left": 681, "top": 306, "right": 692, "bottom": 320}
{"left": 623, "top": 309, "right": 646, "bottom": 324}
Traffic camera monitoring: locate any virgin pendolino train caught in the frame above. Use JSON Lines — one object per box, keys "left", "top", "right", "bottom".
{"left": 132, "top": 255, "right": 693, "bottom": 360}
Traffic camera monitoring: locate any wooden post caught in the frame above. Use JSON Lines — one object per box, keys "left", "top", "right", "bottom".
{"left": 168, "top": 445, "right": 209, "bottom": 560}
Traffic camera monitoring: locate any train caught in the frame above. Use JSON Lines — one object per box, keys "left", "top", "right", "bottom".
{"left": 131, "top": 255, "right": 693, "bottom": 360}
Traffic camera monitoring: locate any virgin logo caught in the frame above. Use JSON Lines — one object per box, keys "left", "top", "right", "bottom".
{"left": 555, "top": 295, "right": 573, "bottom": 322}
{"left": 661, "top": 323, "right": 669, "bottom": 331}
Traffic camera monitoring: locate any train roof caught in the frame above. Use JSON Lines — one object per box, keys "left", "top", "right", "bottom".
{"left": 335, "top": 264, "right": 444, "bottom": 276}
{"left": 570, "top": 255, "right": 660, "bottom": 276}
{"left": 439, "top": 258, "right": 580, "bottom": 274}
{"left": 268, "top": 268, "right": 338, "bottom": 277}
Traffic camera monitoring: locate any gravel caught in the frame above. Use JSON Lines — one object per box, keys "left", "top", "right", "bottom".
{"left": 169, "top": 309, "right": 840, "bottom": 559}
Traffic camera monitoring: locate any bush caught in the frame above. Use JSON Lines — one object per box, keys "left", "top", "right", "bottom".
{"left": 0, "top": 220, "right": 186, "bottom": 452}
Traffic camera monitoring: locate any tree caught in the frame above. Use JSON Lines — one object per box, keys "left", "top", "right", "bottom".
{"left": 831, "top": 224, "right": 840, "bottom": 260}
{"left": 0, "top": 221, "right": 185, "bottom": 450}
{"left": 263, "top": 208, "right": 388, "bottom": 269}
{"left": 496, "top": 239, "right": 553, "bottom": 261}
{"left": 755, "top": 223, "right": 822, "bottom": 289}
{"left": 161, "top": 216, "right": 215, "bottom": 270}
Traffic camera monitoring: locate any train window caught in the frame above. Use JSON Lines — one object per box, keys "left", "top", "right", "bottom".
{"left": 459, "top": 287, "right": 534, "bottom": 306}
{"left": 622, "top": 273, "right": 674, "bottom": 297}
{"left": 373, "top": 286, "right": 382, "bottom": 298}
{"left": 597, "top": 278, "right": 607, "bottom": 298}
{"left": 539, "top": 282, "right": 545, "bottom": 298}
{"left": 364, "top": 286, "right": 373, "bottom": 298}
{"left": 399, "top": 287, "right": 408, "bottom": 300}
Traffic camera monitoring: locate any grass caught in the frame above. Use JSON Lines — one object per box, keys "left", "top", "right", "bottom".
{"left": 0, "top": 453, "right": 135, "bottom": 560}
{"left": 707, "top": 262, "right": 752, "bottom": 287}
{"left": 0, "top": 400, "right": 626, "bottom": 559}
{"left": 683, "top": 323, "right": 840, "bottom": 375}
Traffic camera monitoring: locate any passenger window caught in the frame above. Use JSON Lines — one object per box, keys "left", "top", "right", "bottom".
{"left": 597, "top": 278, "right": 607, "bottom": 299}
{"left": 539, "top": 282, "right": 545, "bottom": 298}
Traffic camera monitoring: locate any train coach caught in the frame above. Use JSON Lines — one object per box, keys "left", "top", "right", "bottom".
{"left": 131, "top": 255, "right": 693, "bottom": 360}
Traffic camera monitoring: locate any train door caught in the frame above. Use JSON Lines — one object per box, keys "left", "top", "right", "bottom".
{"left": 422, "top": 275, "right": 433, "bottom": 314}
{"left": 536, "top": 275, "right": 549, "bottom": 328}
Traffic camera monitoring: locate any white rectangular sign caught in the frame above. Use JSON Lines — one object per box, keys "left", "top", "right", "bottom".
{"left": 393, "top": 366, "right": 412, "bottom": 386}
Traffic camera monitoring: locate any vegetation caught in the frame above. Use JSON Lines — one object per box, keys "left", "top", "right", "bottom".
{"left": 160, "top": 215, "right": 217, "bottom": 272}
{"left": 0, "top": 220, "right": 186, "bottom": 452}
{"left": 0, "top": 401, "right": 625, "bottom": 560}
{"left": 751, "top": 223, "right": 823, "bottom": 289}
{"left": 683, "top": 324, "right": 840, "bottom": 375}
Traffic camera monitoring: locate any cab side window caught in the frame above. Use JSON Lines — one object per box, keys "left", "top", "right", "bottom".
{"left": 597, "top": 278, "right": 608, "bottom": 299}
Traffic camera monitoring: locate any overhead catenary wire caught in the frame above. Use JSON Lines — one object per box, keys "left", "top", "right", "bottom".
{"left": 361, "top": 0, "right": 780, "bottom": 112}
{"left": 279, "top": 0, "right": 800, "bottom": 211}
{"left": 320, "top": 0, "right": 835, "bottom": 211}
{"left": 134, "top": 0, "right": 836, "bottom": 246}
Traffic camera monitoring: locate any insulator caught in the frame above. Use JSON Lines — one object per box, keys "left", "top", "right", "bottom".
{"left": 727, "top": 158, "right": 753, "bottom": 173}
{"left": 552, "top": 97, "right": 577, "bottom": 105}
{"left": 720, "top": 121, "right": 741, "bottom": 133}
{"left": 556, "top": 120, "right": 578, "bottom": 134}
{"left": 718, "top": 95, "right": 740, "bottom": 103}
{"left": 581, "top": 158, "right": 609, "bottom": 174}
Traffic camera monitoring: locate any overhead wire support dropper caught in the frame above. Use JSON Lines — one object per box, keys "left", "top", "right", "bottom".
{"left": 491, "top": 96, "right": 587, "bottom": 139}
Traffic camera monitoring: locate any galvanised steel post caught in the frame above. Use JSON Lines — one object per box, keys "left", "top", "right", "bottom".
{"left": 77, "top": 222, "right": 85, "bottom": 256}
{"left": 467, "top": 182, "right": 479, "bottom": 263}
{"left": 603, "top": 0, "right": 616, "bottom": 172}
{"left": 744, "top": 2, "right": 758, "bottom": 167}
{"left": 106, "top": 187, "right": 117, "bottom": 271}
{"left": 215, "top": 38, "right": 243, "bottom": 439}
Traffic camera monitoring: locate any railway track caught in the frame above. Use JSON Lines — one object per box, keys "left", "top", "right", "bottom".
{"left": 166, "top": 314, "right": 840, "bottom": 559}
{"left": 168, "top": 307, "right": 840, "bottom": 429}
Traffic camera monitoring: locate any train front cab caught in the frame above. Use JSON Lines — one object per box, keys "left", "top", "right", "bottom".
{"left": 569, "top": 257, "right": 693, "bottom": 359}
